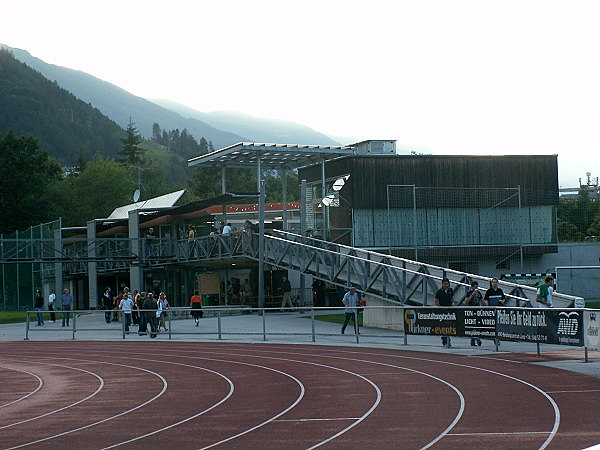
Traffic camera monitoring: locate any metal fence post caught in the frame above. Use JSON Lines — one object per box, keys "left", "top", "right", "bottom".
{"left": 355, "top": 310, "right": 359, "bottom": 344}
{"left": 262, "top": 308, "right": 267, "bottom": 341}
{"left": 403, "top": 307, "right": 408, "bottom": 346}
{"left": 218, "top": 310, "right": 222, "bottom": 340}
{"left": 168, "top": 310, "right": 172, "bottom": 340}
{"left": 122, "top": 312, "right": 126, "bottom": 339}
{"left": 311, "top": 307, "right": 316, "bottom": 342}
{"left": 72, "top": 311, "right": 76, "bottom": 340}
{"left": 25, "top": 312, "right": 30, "bottom": 340}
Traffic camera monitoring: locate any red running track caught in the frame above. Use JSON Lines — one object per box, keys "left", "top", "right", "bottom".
{"left": 0, "top": 342, "right": 599, "bottom": 449}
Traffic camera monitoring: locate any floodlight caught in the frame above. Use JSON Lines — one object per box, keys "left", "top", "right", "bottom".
{"left": 332, "top": 175, "right": 350, "bottom": 191}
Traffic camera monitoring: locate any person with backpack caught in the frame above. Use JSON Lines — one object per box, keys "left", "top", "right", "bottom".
{"left": 536, "top": 276, "right": 554, "bottom": 308}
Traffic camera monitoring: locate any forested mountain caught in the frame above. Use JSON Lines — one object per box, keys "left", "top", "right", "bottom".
{"left": 0, "top": 49, "right": 123, "bottom": 164}
{"left": 151, "top": 99, "right": 341, "bottom": 145}
{"left": 2, "top": 44, "right": 340, "bottom": 148}
{"left": 1, "top": 44, "right": 246, "bottom": 149}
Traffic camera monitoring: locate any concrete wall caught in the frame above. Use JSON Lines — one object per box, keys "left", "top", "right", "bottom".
{"left": 362, "top": 295, "right": 404, "bottom": 332}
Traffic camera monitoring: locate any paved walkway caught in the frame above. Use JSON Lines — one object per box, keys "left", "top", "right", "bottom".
{"left": 2, "top": 309, "right": 599, "bottom": 379}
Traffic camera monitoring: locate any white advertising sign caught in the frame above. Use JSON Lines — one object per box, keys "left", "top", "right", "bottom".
{"left": 584, "top": 310, "right": 600, "bottom": 350}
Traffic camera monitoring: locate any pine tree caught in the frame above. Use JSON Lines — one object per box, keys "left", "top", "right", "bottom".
{"left": 118, "top": 118, "right": 145, "bottom": 165}
{"left": 152, "top": 122, "right": 162, "bottom": 143}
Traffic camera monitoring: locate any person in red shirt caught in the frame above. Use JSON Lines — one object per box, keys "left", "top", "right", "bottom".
{"left": 190, "top": 291, "right": 203, "bottom": 327}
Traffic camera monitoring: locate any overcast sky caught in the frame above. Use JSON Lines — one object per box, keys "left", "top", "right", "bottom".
{"left": 1, "top": 0, "right": 598, "bottom": 187}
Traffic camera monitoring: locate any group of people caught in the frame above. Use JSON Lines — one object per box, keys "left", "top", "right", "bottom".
{"left": 435, "top": 276, "right": 555, "bottom": 348}
{"left": 33, "top": 288, "right": 74, "bottom": 327}
{"left": 102, "top": 286, "right": 170, "bottom": 337}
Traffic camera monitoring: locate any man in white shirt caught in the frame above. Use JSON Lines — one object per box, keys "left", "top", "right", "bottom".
{"left": 48, "top": 289, "right": 56, "bottom": 323}
{"left": 536, "top": 276, "right": 554, "bottom": 308}
{"left": 119, "top": 294, "right": 135, "bottom": 333}
{"left": 341, "top": 286, "right": 360, "bottom": 334}
{"left": 222, "top": 223, "right": 232, "bottom": 235}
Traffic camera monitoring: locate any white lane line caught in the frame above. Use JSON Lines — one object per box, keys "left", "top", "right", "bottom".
{"left": 150, "top": 349, "right": 459, "bottom": 450}
{"left": 0, "top": 360, "right": 104, "bottom": 430}
{"left": 546, "top": 389, "right": 600, "bottom": 393}
{"left": 274, "top": 418, "right": 361, "bottom": 422}
{"left": 57, "top": 348, "right": 379, "bottom": 449}
{"left": 202, "top": 346, "right": 559, "bottom": 449}
{"left": 447, "top": 431, "right": 550, "bottom": 436}
{"left": 198, "top": 362, "right": 305, "bottom": 450}
{"left": 0, "top": 367, "right": 43, "bottom": 409}
{"left": 15, "top": 351, "right": 297, "bottom": 449}
{"left": 101, "top": 361, "right": 234, "bottom": 449}
{"left": 4, "top": 357, "right": 168, "bottom": 450}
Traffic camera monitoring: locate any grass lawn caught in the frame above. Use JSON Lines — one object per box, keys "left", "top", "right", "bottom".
{"left": 302, "top": 313, "right": 363, "bottom": 326}
{"left": 585, "top": 301, "right": 600, "bottom": 308}
{"left": 0, "top": 311, "right": 55, "bottom": 324}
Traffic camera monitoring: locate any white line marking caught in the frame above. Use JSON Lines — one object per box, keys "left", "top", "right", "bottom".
{"left": 4, "top": 358, "right": 168, "bottom": 449}
{"left": 546, "top": 389, "right": 600, "bottom": 394}
{"left": 102, "top": 360, "right": 235, "bottom": 449}
{"left": 0, "top": 367, "right": 43, "bottom": 409}
{"left": 0, "top": 360, "right": 104, "bottom": 430}
{"left": 447, "top": 431, "right": 550, "bottom": 436}
{"left": 204, "top": 345, "right": 560, "bottom": 449}
{"left": 274, "top": 417, "right": 361, "bottom": 422}
{"left": 140, "top": 348, "right": 460, "bottom": 450}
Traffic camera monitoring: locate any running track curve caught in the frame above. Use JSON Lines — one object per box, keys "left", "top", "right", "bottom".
{"left": 0, "top": 342, "right": 599, "bottom": 449}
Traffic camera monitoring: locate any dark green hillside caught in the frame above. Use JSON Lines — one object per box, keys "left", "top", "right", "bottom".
{"left": 0, "top": 49, "right": 123, "bottom": 164}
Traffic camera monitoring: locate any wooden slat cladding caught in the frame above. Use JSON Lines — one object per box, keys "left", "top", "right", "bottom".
{"left": 299, "top": 155, "right": 558, "bottom": 209}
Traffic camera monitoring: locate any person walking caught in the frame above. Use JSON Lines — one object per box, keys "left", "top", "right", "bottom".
{"left": 280, "top": 276, "right": 293, "bottom": 311}
{"left": 435, "top": 277, "right": 454, "bottom": 348}
{"left": 142, "top": 293, "right": 159, "bottom": 338}
{"left": 464, "top": 281, "right": 483, "bottom": 346}
{"left": 137, "top": 292, "right": 148, "bottom": 335}
{"left": 102, "top": 287, "right": 114, "bottom": 324}
{"left": 119, "top": 293, "right": 134, "bottom": 333}
{"left": 48, "top": 289, "right": 56, "bottom": 323}
{"left": 157, "top": 292, "right": 170, "bottom": 331}
{"left": 34, "top": 290, "right": 45, "bottom": 326}
{"left": 190, "top": 290, "right": 203, "bottom": 326}
{"left": 61, "top": 288, "right": 74, "bottom": 327}
{"left": 341, "top": 286, "right": 360, "bottom": 334}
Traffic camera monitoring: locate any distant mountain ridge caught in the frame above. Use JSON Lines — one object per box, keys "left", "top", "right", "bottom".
{"left": 0, "top": 48, "right": 124, "bottom": 164}
{"left": 150, "top": 99, "right": 340, "bottom": 146}
{"left": 1, "top": 44, "right": 340, "bottom": 148}
{"left": 1, "top": 44, "right": 246, "bottom": 149}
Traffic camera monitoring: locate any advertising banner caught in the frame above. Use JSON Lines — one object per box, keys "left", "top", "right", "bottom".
{"left": 403, "top": 308, "right": 496, "bottom": 339}
{"left": 584, "top": 310, "right": 600, "bottom": 350}
{"left": 496, "top": 308, "right": 584, "bottom": 346}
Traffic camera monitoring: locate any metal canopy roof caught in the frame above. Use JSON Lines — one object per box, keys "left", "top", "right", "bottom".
{"left": 187, "top": 142, "right": 354, "bottom": 170}
{"left": 105, "top": 189, "right": 186, "bottom": 221}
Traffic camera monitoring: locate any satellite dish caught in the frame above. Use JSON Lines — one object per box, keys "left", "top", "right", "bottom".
{"left": 133, "top": 189, "right": 141, "bottom": 202}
